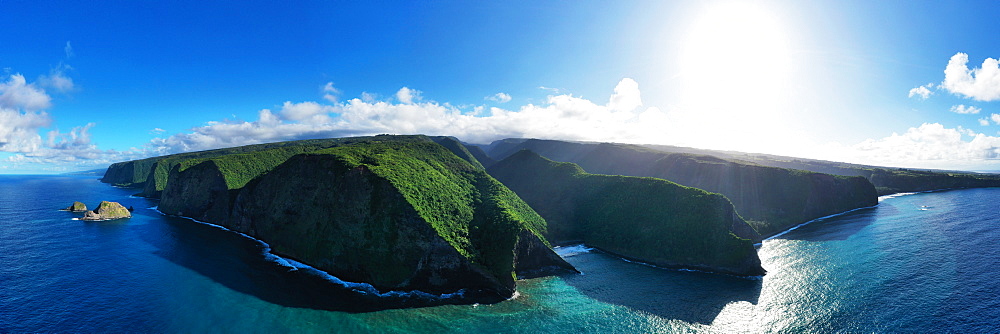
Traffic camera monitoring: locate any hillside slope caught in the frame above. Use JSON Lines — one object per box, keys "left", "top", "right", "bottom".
{"left": 486, "top": 139, "right": 878, "bottom": 238}
{"left": 106, "top": 136, "right": 575, "bottom": 302}
{"left": 637, "top": 143, "right": 1000, "bottom": 196}
{"left": 487, "top": 150, "right": 764, "bottom": 276}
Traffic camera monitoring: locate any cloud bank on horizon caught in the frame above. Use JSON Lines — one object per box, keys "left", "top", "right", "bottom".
{"left": 5, "top": 51, "right": 1000, "bottom": 172}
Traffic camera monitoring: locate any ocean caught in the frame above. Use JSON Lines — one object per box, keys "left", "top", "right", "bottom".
{"left": 1, "top": 175, "right": 998, "bottom": 333}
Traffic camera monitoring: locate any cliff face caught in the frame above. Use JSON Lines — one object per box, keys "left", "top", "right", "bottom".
{"left": 487, "top": 139, "right": 878, "bottom": 238}
{"left": 158, "top": 161, "right": 233, "bottom": 225}
{"left": 229, "top": 150, "right": 497, "bottom": 295}
{"left": 488, "top": 150, "right": 765, "bottom": 276}
{"left": 634, "top": 143, "right": 1000, "bottom": 196}
{"left": 127, "top": 136, "right": 574, "bottom": 301}
{"left": 102, "top": 158, "right": 158, "bottom": 187}
{"left": 866, "top": 169, "right": 1000, "bottom": 195}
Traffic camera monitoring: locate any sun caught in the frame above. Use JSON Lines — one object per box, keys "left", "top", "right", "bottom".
{"left": 673, "top": 2, "right": 798, "bottom": 152}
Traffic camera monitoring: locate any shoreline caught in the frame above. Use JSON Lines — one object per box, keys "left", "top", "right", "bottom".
{"left": 757, "top": 204, "right": 879, "bottom": 244}
{"left": 555, "top": 244, "right": 765, "bottom": 280}
{"left": 147, "top": 206, "right": 476, "bottom": 302}
{"left": 756, "top": 187, "right": 975, "bottom": 245}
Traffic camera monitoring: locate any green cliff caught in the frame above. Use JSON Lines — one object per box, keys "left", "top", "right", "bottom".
{"left": 487, "top": 139, "right": 878, "bottom": 238}
{"left": 102, "top": 157, "right": 159, "bottom": 188}
{"left": 113, "top": 135, "right": 574, "bottom": 300}
{"left": 487, "top": 150, "right": 764, "bottom": 276}
{"left": 102, "top": 137, "right": 380, "bottom": 196}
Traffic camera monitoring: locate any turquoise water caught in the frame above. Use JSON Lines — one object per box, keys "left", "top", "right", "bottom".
{"left": 2, "top": 175, "right": 998, "bottom": 332}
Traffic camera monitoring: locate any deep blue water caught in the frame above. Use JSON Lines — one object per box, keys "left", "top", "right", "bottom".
{"left": 2, "top": 175, "right": 999, "bottom": 333}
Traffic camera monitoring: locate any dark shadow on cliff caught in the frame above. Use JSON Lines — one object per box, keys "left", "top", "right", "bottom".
{"left": 140, "top": 213, "right": 494, "bottom": 312}
{"left": 558, "top": 250, "right": 761, "bottom": 325}
{"left": 772, "top": 206, "right": 884, "bottom": 242}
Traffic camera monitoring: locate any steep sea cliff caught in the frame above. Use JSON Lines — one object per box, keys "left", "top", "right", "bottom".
{"left": 105, "top": 136, "right": 574, "bottom": 301}
{"left": 485, "top": 139, "right": 879, "bottom": 238}
{"left": 487, "top": 150, "right": 764, "bottom": 276}
{"left": 7, "top": 176, "right": 1000, "bottom": 332}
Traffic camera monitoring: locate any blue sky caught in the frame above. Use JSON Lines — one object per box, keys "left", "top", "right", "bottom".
{"left": 3, "top": 0, "right": 1000, "bottom": 173}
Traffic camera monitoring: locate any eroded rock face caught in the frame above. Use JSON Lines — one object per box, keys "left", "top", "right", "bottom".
{"left": 488, "top": 150, "right": 766, "bottom": 277}
{"left": 81, "top": 201, "right": 132, "bottom": 221}
{"left": 99, "top": 136, "right": 577, "bottom": 302}
{"left": 158, "top": 161, "right": 231, "bottom": 225}
{"left": 484, "top": 139, "right": 878, "bottom": 239}
{"left": 230, "top": 157, "right": 502, "bottom": 295}
{"left": 66, "top": 201, "right": 87, "bottom": 212}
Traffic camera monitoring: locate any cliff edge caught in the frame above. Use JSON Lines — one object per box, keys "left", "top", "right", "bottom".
{"left": 488, "top": 150, "right": 765, "bottom": 276}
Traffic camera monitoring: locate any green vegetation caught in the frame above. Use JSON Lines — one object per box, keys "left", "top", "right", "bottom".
{"left": 486, "top": 139, "right": 878, "bottom": 238}
{"left": 81, "top": 201, "right": 131, "bottom": 221}
{"left": 66, "top": 201, "right": 87, "bottom": 212}
{"left": 305, "top": 140, "right": 553, "bottom": 283}
{"left": 865, "top": 168, "right": 1000, "bottom": 195}
{"left": 104, "top": 135, "right": 573, "bottom": 299}
{"left": 487, "top": 150, "right": 764, "bottom": 276}
{"left": 102, "top": 157, "right": 159, "bottom": 187}
{"left": 430, "top": 136, "right": 487, "bottom": 170}
{"left": 103, "top": 137, "right": 405, "bottom": 194}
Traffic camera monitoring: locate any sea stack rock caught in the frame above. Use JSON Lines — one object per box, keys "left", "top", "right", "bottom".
{"left": 66, "top": 201, "right": 88, "bottom": 212}
{"left": 81, "top": 201, "right": 132, "bottom": 221}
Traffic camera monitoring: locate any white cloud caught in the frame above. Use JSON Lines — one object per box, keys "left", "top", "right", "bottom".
{"left": 608, "top": 78, "right": 642, "bottom": 112}
{"left": 852, "top": 123, "right": 1000, "bottom": 166}
{"left": 980, "top": 118, "right": 990, "bottom": 126}
{"left": 64, "top": 41, "right": 74, "bottom": 58}
{"left": 276, "top": 101, "right": 334, "bottom": 122}
{"left": 0, "top": 73, "right": 57, "bottom": 154}
{"left": 0, "top": 108, "right": 49, "bottom": 153}
{"left": 908, "top": 83, "right": 934, "bottom": 99}
{"left": 942, "top": 52, "right": 1000, "bottom": 101}
{"left": 950, "top": 104, "right": 981, "bottom": 114}
{"left": 538, "top": 86, "right": 560, "bottom": 93}
{"left": 0, "top": 70, "right": 141, "bottom": 170}
{"left": 486, "top": 92, "right": 512, "bottom": 103}
{"left": 11, "top": 74, "right": 995, "bottom": 172}
{"left": 0, "top": 74, "right": 52, "bottom": 110}
{"left": 360, "top": 92, "right": 377, "bottom": 103}
{"left": 322, "top": 82, "right": 340, "bottom": 103}
{"left": 38, "top": 65, "right": 75, "bottom": 93}
{"left": 151, "top": 128, "right": 166, "bottom": 134}
{"left": 396, "top": 87, "right": 421, "bottom": 104}
{"left": 143, "top": 78, "right": 670, "bottom": 154}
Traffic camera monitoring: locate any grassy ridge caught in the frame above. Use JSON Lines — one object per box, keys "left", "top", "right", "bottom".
{"left": 488, "top": 150, "right": 763, "bottom": 275}
{"left": 102, "top": 157, "right": 159, "bottom": 187}
{"left": 101, "top": 136, "right": 436, "bottom": 196}
{"left": 486, "top": 139, "right": 877, "bottom": 238}
{"left": 313, "top": 140, "right": 551, "bottom": 281}
{"left": 107, "top": 135, "right": 570, "bottom": 297}
{"left": 143, "top": 138, "right": 362, "bottom": 195}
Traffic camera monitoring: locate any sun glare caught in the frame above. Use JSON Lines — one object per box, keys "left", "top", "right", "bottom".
{"left": 674, "top": 2, "right": 797, "bottom": 152}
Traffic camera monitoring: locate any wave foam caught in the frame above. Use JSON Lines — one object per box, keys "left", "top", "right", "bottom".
{"left": 878, "top": 192, "right": 917, "bottom": 202}
{"left": 553, "top": 244, "right": 594, "bottom": 257}
{"left": 151, "top": 208, "right": 467, "bottom": 300}
{"left": 765, "top": 204, "right": 878, "bottom": 241}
